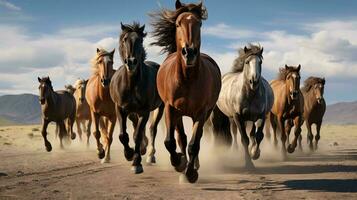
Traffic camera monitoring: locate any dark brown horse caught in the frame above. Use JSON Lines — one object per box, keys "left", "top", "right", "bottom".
{"left": 299, "top": 77, "right": 326, "bottom": 150}
{"left": 267, "top": 65, "right": 304, "bottom": 159}
{"left": 150, "top": 0, "right": 221, "bottom": 183}
{"left": 38, "top": 76, "right": 76, "bottom": 151}
{"left": 85, "top": 48, "right": 117, "bottom": 163}
{"left": 110, "top": 22, "right": 164, "bottom": 174}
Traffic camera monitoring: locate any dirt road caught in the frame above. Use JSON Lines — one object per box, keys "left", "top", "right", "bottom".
{"left": 0, "top": 124, "right": 357, "bottom": 199}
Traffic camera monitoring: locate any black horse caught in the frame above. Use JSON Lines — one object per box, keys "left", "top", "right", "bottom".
{"left": 110, "top": 22, "right": 164, "bottom": 174}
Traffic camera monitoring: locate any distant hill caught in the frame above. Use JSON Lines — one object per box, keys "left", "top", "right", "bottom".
{"left": 0, "top": 94, "right": 41, "bottom": 125}
{"left": 324, "top": 101, "right": 357, "bottom": 125}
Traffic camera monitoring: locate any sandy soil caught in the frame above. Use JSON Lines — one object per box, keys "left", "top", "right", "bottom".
{"left": 0, "top": 122, "right": 357, "bottom": 199}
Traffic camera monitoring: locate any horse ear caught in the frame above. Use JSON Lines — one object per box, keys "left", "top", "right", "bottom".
{"left": 322, "top": 77, "right": 326, "bottom": 85}
{"left": 38, "top": 77, "right": 41, "bottom": 83}
{"left": 285, "top": 64, "right": 289, "bottom": 69}
{"left": 110, "top": 49, "right": 115, "bottom": 57}
{"left": 297, "top": 64, "right": 301, "bottom": 71}
{"left": 175, "top": 0, "right": 183, "bottom": 9}
{"left": 139, "top": 24, "right": 145, "bottom": 34}
{"left": 121, "top": 22, "right": 127, "bottom": 31}
{"left": 260, "top": 47, "right": 264, "bottom": 55}
{"left": 96, "top": 48, "right": 100, "bottom": 53}
{"left": 244, "top": 46, "right": 248, "bottom": 53}
{"left": 198, "top": 1, "right": 203, "bottom": 8}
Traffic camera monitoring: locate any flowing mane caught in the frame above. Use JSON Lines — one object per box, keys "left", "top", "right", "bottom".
{"left": 302, "top": 76, "right": 325, "bottom": 92}
{"left": 119, "top": 22, "right": 147, "bottom": 63}
{"left": 231, "top": 44, "right": 263, "bottom": 73}
{"left": 277, "top": 65, "right": 300, "bottom": 80}
{"left": 149, "top": 1, "right": 208, "bottom": 54}
{"left": 90, "top": 48, "right": 112, "bottom": 76}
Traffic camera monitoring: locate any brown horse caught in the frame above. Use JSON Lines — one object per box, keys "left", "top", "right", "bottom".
{"left": 38, "top": 76, "right": 76, "bottom": 151}
{"left": 150, "top": 0, "right": 221, "bottom": 183}
{"left": 267, "top": 65, "right": 304, "bottom": 159}
{"left": 299, "top": 77, "right": 326, "bottom": 151}
{"left": 73, "top": 79, "right": 92, "bottom": 145}
{"left": 85, "top": 48, "right": 117, "bottom": 163}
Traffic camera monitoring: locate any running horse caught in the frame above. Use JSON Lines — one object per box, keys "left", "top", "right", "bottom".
{"left": 86, "top": 48, "right": 116, "bottom": 163}
{"left": 38, "top": 76, "right": 76, "bottom": 151}
{"left": 268, "top": 65, "right": 304, "bottom": 159}
{"left": 211, "top": 44, "right": 274, "bottom": 168}
{"left": 299, "top": 76, "right": 326, "bottom": 151}
{"left": 150, "top": 0, "right": 221, "bottom": 183}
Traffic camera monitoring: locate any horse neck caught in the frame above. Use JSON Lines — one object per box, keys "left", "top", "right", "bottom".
{"left": 175, "top": 52, "right": 200, "bottom": 81}
{"left": 45, "top": 89, "right": 57, "bottom": 108}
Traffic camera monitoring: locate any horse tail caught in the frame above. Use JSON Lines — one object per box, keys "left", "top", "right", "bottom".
{"left": 210, "top": 106, "right": 232, "bottom": 147}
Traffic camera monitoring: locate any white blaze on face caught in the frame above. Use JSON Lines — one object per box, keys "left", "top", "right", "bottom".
{"left": 103, "top": 55, "right": 112, "bottom": 77}
{"left": 248, "top": 56, "right": 261, "bottom": 80}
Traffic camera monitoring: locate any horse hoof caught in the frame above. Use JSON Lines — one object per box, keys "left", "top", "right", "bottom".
{"left": 131, "top": 165, "right": 144, "bottom": 174}
{"left": 97, "top": 148, "right": 105, "bottom": 159}
{"left": 287, "top": 145, "right": 295, "bottom": 153}
{"left": 244, "top": 161, "right": 255, "bottom": 170}
{"left": 185, "top": 168, "right": 199, "bottom": 183}
{"left": 140, "top": 148, "right": 147, "bottom": 156}
{"left": 173, "top": 153, "right": 187, "bottom": 172}
{"left": 101, "top": 157, "right": 110, "bottom": 164}
{"left": 146, "top": 156, "right": 156, "bottom": 164}
{"left": 124, "top": 148, "right": 135, "bottom": 161}
{"left": 45, "top": 143, "right": 52, "bottom": 152}
{"left": 71, "top": 133, "right": 76, "bottom": 140}
{"left": 251, "top": 149, "right": 261, "bottom": 160}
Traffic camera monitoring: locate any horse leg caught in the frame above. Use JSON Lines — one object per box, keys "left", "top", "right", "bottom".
{"left": 116, "top": 106, "right": 134, "bottom": 161}
{"left": 41, "top": 119, "right": 52, "bottom": 152}
{"left": 314, "top": 122, "right": 321, "bottom": 151}
{"left": 277, "top": 115, "right": 287, "bottom": 160}
{"left": 249, "top": 123, "right": 256, "bottom": 154}
{"left": 58, "top": 121, "right": 67, "bottom": 149}
{"left": 230, "top": 118, "right": 238, "bottom": 150}
{"left": 271, "top": 113, "right": 279, "bottom": 148}
{"left": 306, "top": 122, "right": 314, "bottom": 151}
{"left": 234, "top": 114, "right": 254, "bottom": 169}
{"left": 185, "top": 114, "right": 205, "bottom": 183}
{"left": 69, "top": 114, "right": 76, "bottom": 140}
{"left": 131, "top": 113, "right": 149, "bottom": 174}
{"left": 265, "top": 114, "right": 271, "bottom": 141}
{"left": 285, "top": 120, "right": 293, "bottom": 148}
{"left": 86, "top": 119, "right": 92, "bottom": 147}
{"left": 92, "top": 112, "right": 105, "bottom": 159}
{"left": 147, "top": 104, "right": 164, "bottom": 164}
{"left": 102, "top": 117, "right": 116, "bottom": 163}
{"left": 176, "top": 117, "right": 188, "bottom": 169}
{"left": 251, "top": 118, "right": 265, "bottom": 160}
{"left": 164, "top": 104, "right": 186, "bottom": 172}
{"left": 287, "top": 116, "right": 303, "bottom": 153}
{"left": 76, "top": 119, "right": 82, "bottom": 141}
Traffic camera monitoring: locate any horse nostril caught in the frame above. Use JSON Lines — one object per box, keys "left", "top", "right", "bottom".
{"left": 182, "top": 47, "right": 187, "bottom": 56}
{"left": 124, "top": 58, "right": 128, "bottom": 64}
{"left": 250, "top": 79, "right": 253, "bottom": 84}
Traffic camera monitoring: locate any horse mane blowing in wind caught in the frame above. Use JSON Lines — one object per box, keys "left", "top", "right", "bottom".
{"left": 150, "top": 0, "right": 221, "bottom": 183}
{"left": 211, "top": 44, "right": 274, "bottom": 168}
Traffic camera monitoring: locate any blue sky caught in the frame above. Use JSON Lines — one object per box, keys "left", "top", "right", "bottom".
{"left": 1, "top": 0, "right": 357, "bottom": 104}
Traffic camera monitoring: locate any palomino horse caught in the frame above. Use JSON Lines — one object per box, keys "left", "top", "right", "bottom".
{"left": 38, "top": 77, "right": 76, "bottom": 151}
{"left": 110, "top": 22, "right": 164, "bottom": 174}
{"left": 150, "top": 0, "right": 221, "bottom": 183}
{"left": 73, "top": 79, "right": 92, "bottom": 145}
{"left": 267, "top": 65, "right": 304, "bottom": 159}
{"left": 299, "top": 77, "right": 326, "bottom": 151}
{"left": 211, "top": 44, "right": 274, "bottom": 168}
{"left": 86, "top": 48, "right": 116, "bottom": 163}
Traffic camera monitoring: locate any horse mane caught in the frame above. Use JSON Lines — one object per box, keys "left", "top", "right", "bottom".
{"left": 90, "top": 48, "right": 111, "bottom": 76}
{"left": 302, "top": 76, "right": 325, "bottom": 92}
{"left": 277, "top": 65, "right": 300, "bottom": 80}
{"left": 74, "top": 79, "right": 86, "bottom": 88}
{"left": 119, "top": 22, "right": 147, "bottom": 63}
{"left": 149, "top": 1, "right": 208, "bottom": 54}
{"left": 231, "top": 44, "right": 263, "bottom": 73}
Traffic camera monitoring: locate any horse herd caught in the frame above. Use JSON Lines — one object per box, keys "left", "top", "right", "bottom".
{"left": 36, "top": 0, "right": 326, "bottom": 183}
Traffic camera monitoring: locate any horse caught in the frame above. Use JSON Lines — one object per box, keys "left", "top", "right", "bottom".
{"left": 211, "top": 44, "right": 274, "bottom": 168}
{"left": 72, "top": 79, "right": 92, "bottom": 145}
{"left": 85, "top": 48, "right": 117, "bottom": 163}
{"left": 110, "top": 22, "right": 164, "bottom": 174}
{"left": 267, "top": 65, "right": 304, "bottom": 159}
{"left": 299, "top": 76, "right": 326, "bottom": 151}
{"left": 150, "top": 0, "right": 221, "bottom": 183}
{"left": 37, "top": 76, "right": 76, "bottom": 151}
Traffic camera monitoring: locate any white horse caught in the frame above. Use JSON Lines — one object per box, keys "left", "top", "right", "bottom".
{"left": 211, "top": 44, "right": 274, "bottom": 168}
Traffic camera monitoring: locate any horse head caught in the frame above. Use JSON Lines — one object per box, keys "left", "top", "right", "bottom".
{"left": 284, "top": 64, "right": 301, "bottom": 100}
{"left": 38, "top": 76, "right": 53, "bottom": 105}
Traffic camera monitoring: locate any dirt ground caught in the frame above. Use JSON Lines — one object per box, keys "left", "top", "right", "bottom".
{"left": 0, "top": 122, "right": 357, "bottom": 200}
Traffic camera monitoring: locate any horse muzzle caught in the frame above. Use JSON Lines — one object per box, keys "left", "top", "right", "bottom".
{"left": 182, "top": 46, "right": 198, "bottom": 67}
{"left": 249, "top": 79, "right": 259, "bottom": 90}
{"left": 124, "top": 57, "right": 138, "bottom": 72}
{"left": 317, "top": 97, "right": 323, "bottom": 104}
{"left": 39, "top": 98, "right": 45, "bottom": 105}
{"left": 290, "top": 90, "right": 299, "bottom": 100}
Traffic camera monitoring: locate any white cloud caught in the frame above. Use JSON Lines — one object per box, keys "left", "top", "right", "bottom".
{"left": 0, "top": 0, "right": 21, "bottom": 11}
{"left": 203, "top": 23, "right": 258, "bottom": 39}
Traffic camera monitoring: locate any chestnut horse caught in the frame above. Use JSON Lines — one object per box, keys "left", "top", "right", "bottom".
{"left": 72, "top": 79, "right": 92, "bottom": 145}
{"left": 110, "top": 22, "right": 164, "bottom": 174}
{"left": 86, "top": 48, "right": 117, "bottom": 163}
{"left": 267, "top": 65, "right": 304, "bottom": 159}
{"left": 299, "top": 77, "right": 326, "bottom": 150}
{"left": 38, "top": 76, "right": 76, "bottom": 151}
{"left": 150, "top": 0, "right": 221, "bottom": 183}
